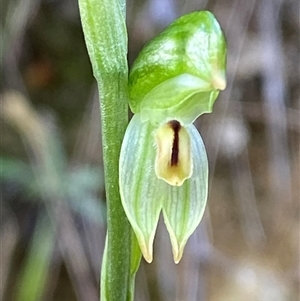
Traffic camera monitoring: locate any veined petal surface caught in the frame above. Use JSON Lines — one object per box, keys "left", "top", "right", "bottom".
{"left": 141, "top": 88, "right": 220, "bottom": 126}
{"left": 140, "top": 74, "right": 220, "bottom": 125}
{"left": 119, "top": 114, "right": 164, "bottom": 262}
{"left": 162, "top": 125, "right": 208, "bottom": 263}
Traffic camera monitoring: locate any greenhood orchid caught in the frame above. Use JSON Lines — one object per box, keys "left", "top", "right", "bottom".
{"left": 119, "top": 11, "right": 227, "bottom": 263}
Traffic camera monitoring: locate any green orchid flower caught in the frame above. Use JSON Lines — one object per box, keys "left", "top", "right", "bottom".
{"left": 119, "top": 10, "right": 227, "bottom": 263}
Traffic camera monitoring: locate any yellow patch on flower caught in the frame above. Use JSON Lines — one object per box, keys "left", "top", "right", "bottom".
{"left": 155, "top": 120, "right": 192, "bottom": 186}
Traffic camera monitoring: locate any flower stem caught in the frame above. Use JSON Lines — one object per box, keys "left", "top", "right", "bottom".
{"left": 78, "top": 0, "right": 133, "bottom": 300}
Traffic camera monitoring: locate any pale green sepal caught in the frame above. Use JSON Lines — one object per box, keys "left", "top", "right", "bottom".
{"left": 162, "top": 125, "right": 208, "bottom": 263}
{"left": 140, "top": 74, "right": 219, "bottom": 125}
{"left": 119, "top": 114, "right": 164, "bottom": 263}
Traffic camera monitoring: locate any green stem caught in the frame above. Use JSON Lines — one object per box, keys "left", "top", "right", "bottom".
{"left": 78, "top": 0, "right": 132, "bottom": 300}
{"left": 100, "top": 74, "right": 131, "bottom": 301}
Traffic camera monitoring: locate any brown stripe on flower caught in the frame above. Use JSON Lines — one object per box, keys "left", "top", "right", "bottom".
{"left": 168, "top": 120, "right": 181, "bottom": 166}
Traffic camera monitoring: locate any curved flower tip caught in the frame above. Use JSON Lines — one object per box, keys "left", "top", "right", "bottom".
{"left": 143, "top": 250, "right": 153, "bottom": 263}
{"left": 172, "top": 241, "right": 187, "bottom": 264}
{"left": 162, "top": 220, "right": 187, "bottom": 264}
{"left": 213, "top": 71, "right": 226, "bottom": 90}
{"left": 137, "top": 235, "right": 154, "bottom": 263}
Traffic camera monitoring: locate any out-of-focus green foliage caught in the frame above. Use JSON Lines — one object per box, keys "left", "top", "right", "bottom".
{"left": 15, "top": 214, "right": 55, "bottom": 301}
{"left": 1, "top": 91, "right": 105, "bottom": 301}
{"left": 1, "top": 157, "right": 105, "bottom": 222}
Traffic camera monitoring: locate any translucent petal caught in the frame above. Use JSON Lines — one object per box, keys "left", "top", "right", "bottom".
{"left": 119, "top": 114, "right": 164, "bottom": 262}
{"left": 162, "top": 125, "right": 208, "bottom": 263}
{"left": 139, "top": 74, "right": 220, "bottom": 125}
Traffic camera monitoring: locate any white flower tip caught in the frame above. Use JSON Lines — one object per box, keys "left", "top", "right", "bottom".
{"left": 213, "top": 71, "right": 226, "bottom": 90}
{"left": 135, "top": 231, "right": 154, "bottom": 263}
{"left": 164, "top": 215, "right": 187, "bottom": 264}
{"left": 172, "top": 241, "right": 186, "bottom": 264}
{"left": 140, "top": 241, "right": 153, "bottom": 263}
{"left": 155, "top": 120, "right": 192, "bottom": 186}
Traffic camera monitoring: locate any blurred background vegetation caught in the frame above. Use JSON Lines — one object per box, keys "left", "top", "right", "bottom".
{"left": 1, "top": 0, "right": 299, "bottom": 300}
